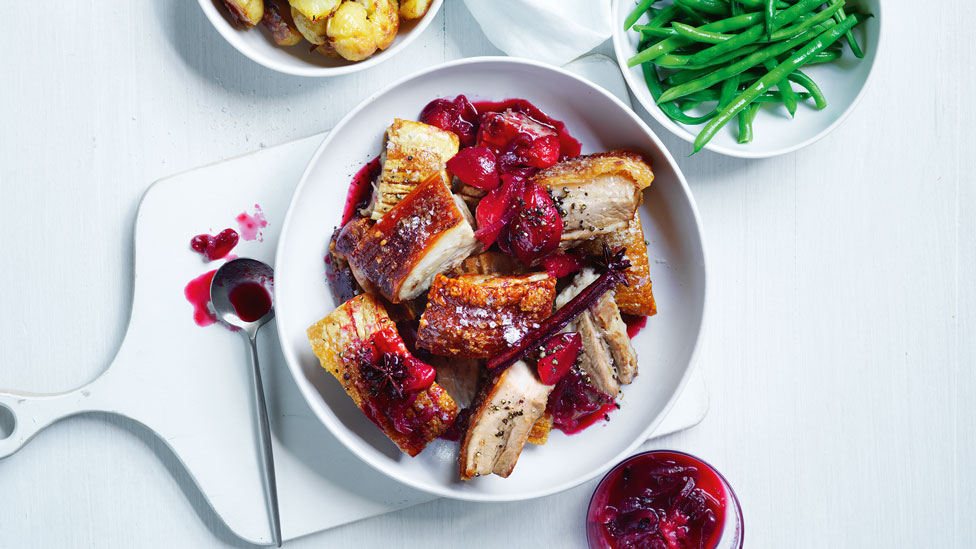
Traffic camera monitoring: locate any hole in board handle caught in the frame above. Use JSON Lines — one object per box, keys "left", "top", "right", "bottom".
{"left": 0, "top": 404, "right": 15, "bottom": 440}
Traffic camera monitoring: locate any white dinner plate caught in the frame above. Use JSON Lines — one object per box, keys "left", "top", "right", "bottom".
{"left": 197, "top": 0, "right": 443, "bottom": 77}
{"left": 613, "top": 0, "right": 883, "bottom": 158}
{"left": 274, "top": 57, "right": 708, "bottom": 501}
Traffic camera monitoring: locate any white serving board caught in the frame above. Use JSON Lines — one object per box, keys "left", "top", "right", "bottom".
{"left": 0, "top": 54, "right": 706, "bottom": 545}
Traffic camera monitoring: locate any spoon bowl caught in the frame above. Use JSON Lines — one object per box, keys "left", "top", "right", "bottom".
{"left": 211, "top": 258, "right": 276, "bottom": 334}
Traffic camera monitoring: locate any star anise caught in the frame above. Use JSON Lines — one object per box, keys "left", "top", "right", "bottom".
{"left": 360, "top": 352, "right": 409, "bottom": 398}
{"left": 595, "top": 243, "right": 631, "bottom": 286}
{"left": 487, "top": 244, "right": 631, "bottom": 371}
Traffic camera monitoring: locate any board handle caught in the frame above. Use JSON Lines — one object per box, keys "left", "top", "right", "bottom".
{"left": 0, "top": 385, "right": 101, "bottom": 459}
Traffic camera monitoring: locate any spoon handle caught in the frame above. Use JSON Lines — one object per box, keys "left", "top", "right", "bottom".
{"left": 247, "top": 335, "right": 283, "bottom": 547}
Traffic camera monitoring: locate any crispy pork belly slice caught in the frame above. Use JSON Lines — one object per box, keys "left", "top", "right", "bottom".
{"left": 306, "top": 294, "right": 458, "bottom": 457}
{"left": 532, "top": 151, "right": 654, "bottom": 248}
{"left": 368, "top": 119, "right": 460, "bottom": 220}
{"left": 459, "top": 361, "right": 552, "bottom": 479}
{"left": 452, "top": 251, "right": 526, "bottom": 276}
{"left": 417, "top": 273, "right": 556, "bottom": 359}
{"left": 556, "top": 268, "right": 640, "bottom": 392}
{"left": 581, "top": 211, "right": 657, "bottom": 317}
{"left": 348, "top": 175, "right": 480, "bottom": 303}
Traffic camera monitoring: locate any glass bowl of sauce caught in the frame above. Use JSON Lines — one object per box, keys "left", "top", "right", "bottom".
{"left": 587, "top": 450, "right": 743, "bottom": 549}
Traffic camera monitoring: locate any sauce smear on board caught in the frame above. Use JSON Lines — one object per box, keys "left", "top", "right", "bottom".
{"left": 184, "top": 270, "right": 218, "bottom": 327}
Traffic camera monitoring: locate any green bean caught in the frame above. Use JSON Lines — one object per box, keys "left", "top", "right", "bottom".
{"left": 764, "top": 59, "right": 797, "bottom": 116}
{"left": 830, "top": 0, "right": 864, "bottom": 58}
{"left": 665, "top": 66, "right": 718, "bottom": 86}
{"left": 731, "top": 0, "right": 791, "bottom": 9}
{"left": 625, "top": 0, "right": 658, "bottom": 30}
{"left": 692, "top": 12, "right": 866, "bottom": 153}
{"left": 680, "top": 88, "right": 813, "bottom": 102}
{"left": 738, "top": 103, "right": 762, "bottom": 143}
{"left": 675, "top": 0, "right": 730, "bottom": 16}
{"left": 672, "top": 22, "right": 737, "bottom": 43}
{"left": 684, "top": 92, "right": 815, "bottom": 109}
{"left": 688, "top": 24, "right": 765, "bottom": 65}
{"left": 771, "top": 0, "right": 832, "bottom": 31}
{"left": 804, "top": 49, "right": 842, "bottom": 64}
{"left": 661, "top": 43, "right": 766, "bottom": 71}
{"left": 765, "top": 0, "right": 776, "bottom": 38}
{"left": 787, "top": 70, "right": 827, "bottom": 108}
{"left": 690, "top": 43, "right": 764, "bottom": 68}
{"left": 651, "top": 54, "right": 692, "bottom": 68}
{"left": 719, "top": 74, "right": 741, "bottom": 108}
{"left": 641, "top": 62, "right": 719, "bottom": 125}
{"left": 675, "top": 2, "right": 710, "bottom": 25}
{"left": 660, "top": 42, "right": 767, "bottom": 71}
{"left": 627, "top": 12, "right": 763, "bottom": 66}
{"left": 687, "top": 0, "right": 825, "bottom": 66}
{"left": 769, "top": 1, "right": 844, "bottom": 41}
{"left": 634, "top": 25, "right": 678, "bottom": 38}
{"left": 659, "top": 21, "right": 834, "bottom": 103}
{"left": 731, "top": 0, "right": 742, "bottom": 16}
{"left": 648, "top": 3, "right": 683, "bottom": 27}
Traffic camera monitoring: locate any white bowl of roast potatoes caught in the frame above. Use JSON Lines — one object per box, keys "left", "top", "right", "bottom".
{"left": 198, "top": 0, "right": 443, "bottom": 77}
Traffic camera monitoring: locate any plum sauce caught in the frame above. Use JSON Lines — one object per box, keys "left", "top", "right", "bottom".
{"left": 588, "top": 452, "right": 729, "bottom": 549}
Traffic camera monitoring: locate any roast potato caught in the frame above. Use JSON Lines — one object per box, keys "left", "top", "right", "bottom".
{"left": 400, "top": 0, "right": 433, "bottom": 20}
{"left": 291, "top": 6, "right": 329, "bottom": 44}
{"left": 219, "top": 0, "right": 264, "bottom": 28}
{"left": 288, "top": 0, "right": 341, "bottom": 20}
{"left": 262, "top": 0, "right": 303, "bottom": 46}
{"left": 326, "top": 0, "right": 399, "bottom": 61}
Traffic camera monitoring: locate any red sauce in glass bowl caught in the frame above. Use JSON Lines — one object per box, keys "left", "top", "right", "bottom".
{"left": 587, "top": 451, "right": 742, "bottom": 549}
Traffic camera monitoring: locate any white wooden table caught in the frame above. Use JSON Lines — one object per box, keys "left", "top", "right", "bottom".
{"left": 0, "top": 2, "right": 972, "bottom": 548}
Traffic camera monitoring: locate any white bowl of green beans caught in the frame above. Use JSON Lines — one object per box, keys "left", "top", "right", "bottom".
{"left": 613, "top": 0, "right": 882, "bottom": 158}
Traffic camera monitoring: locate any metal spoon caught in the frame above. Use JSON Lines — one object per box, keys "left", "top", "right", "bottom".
{"left": 210, "top": 258, "right": 282, "bottom": 547}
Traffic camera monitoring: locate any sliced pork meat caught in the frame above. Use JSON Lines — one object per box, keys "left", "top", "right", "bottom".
{"left": 531, "top": 151, "right": 654, "bottom": 249}
{"left": 556, "top": 268, "right": 639, "bottom": 394}
{"left": 588, "top": 289, "right": 639, "bottom": 384}
{"left": 459, "top": 360, "right": 552, "bottom": 479}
